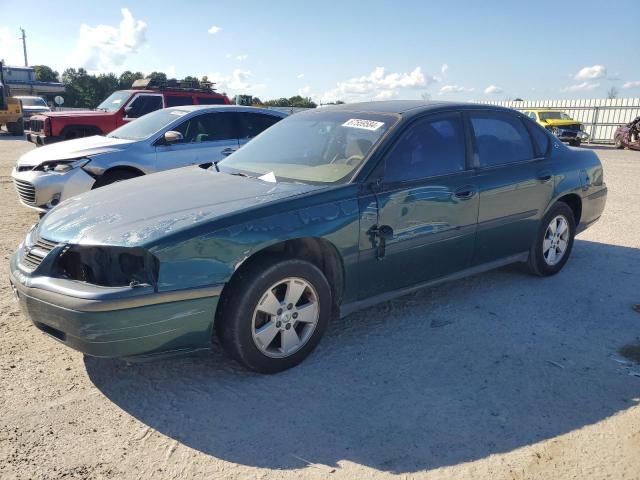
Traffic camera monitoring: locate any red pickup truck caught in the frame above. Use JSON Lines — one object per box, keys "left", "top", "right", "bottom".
{"left": 26, "top": 78, "right": 230, "bottom": 146}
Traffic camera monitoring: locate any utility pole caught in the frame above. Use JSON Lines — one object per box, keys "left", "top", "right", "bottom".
{"left": 19, "top": 28, "right": 28, "bottom": 67}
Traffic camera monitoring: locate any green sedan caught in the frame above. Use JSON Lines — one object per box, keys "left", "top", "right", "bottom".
{"left": 9, "top": 101, "right": 607, "bottom": 373}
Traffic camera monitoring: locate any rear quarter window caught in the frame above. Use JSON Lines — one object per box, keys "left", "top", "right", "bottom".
{"left": 165, "top": 95, "right": 194, "bottom": 107}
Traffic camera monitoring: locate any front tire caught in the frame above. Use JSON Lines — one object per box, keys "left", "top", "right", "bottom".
{"left": 614, "top": 137, "right": 625, "bottom": 149}
{"left": 7, "top": 121, "right": 24, "bottom": 136}
{"left": 525, "top": 202, "right": 576, "bottom": 277}
{"left": 93, "top": 169, "right": 142, "bottom": 188}
{"left": 569, "top": 139, "right": 581, "bottom": 147}
{"left": 216, "top": 256, "right": 331, "bottom": 373}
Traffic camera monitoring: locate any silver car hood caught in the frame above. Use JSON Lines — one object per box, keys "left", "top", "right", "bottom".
{"left": 17, "top": 135, "right": 135, "bottom": 167}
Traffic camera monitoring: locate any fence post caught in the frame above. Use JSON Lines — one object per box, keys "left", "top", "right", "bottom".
{"left": 590, "top": 107, "right": 599, "bottom": 144}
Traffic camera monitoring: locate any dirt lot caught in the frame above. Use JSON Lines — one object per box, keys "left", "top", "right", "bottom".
{"left": 0, "top": 133, "right": 639, "bottom": 480}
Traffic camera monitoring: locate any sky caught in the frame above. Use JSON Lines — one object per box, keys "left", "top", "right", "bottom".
{"left": 1, "top": 0, "right": 639, "bottom": 104}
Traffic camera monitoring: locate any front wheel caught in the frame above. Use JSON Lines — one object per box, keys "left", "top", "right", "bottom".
{"left": 525, "top": 202, "right": 576, "bottom": 277}
{"left": 569, "top": 139, "right": 581, "bottom": 147}
{"left": 614, "top": 137, "right": 625, "bottom": 149}
{"left": 7, "top": 121, "right": 24, "bottom": 136}
{"left": 92, "top": 169, "right": 142, "bottom": 188}
{"left": 216, "top": 256, "right": 331, "bottom": 373}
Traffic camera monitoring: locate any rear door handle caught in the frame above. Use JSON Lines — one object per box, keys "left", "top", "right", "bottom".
{"left": 454, "top": 186, "right": 477, "bottom": 200}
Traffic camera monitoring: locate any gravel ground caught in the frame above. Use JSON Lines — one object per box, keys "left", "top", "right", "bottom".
{"left": 0, "top": 133, "right": 639, "bottom": 480}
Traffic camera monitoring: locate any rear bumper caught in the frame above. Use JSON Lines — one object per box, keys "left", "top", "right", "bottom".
{"left": 577, "top": 186, "right": 607, "bottom": 234}
{"left": 26, "top": 132, "right": 63, "bottom": 146}
{"left": 9, "top": 253, "right": 221, "bottom": 359}
{"left": 11, "top": 165, "right": 96, "bottom": 211}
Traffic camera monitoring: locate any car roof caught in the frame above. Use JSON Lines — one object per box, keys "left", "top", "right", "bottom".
{"left": 322, "top": 100, "right": 518, "bottom": 117}
{"left": 165, "top": 105, "right": 287, "bottom": 117}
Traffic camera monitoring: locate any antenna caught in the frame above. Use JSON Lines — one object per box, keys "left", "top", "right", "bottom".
{"left": 20, "top": 28, "right": 28, "bottom": 66}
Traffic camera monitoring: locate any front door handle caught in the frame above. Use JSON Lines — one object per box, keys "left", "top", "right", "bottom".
{"left": 537, "top": 172, "right": 552, "bottom": 182}
{"left": 221, "top": 147, "right": 237, "bottom": 156}
{"left": 453, "top": 185, "right": 477, "bottom": 200}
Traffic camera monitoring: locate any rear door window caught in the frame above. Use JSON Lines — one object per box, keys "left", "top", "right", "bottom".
{"left": 237, "top": 112, "right": 282, "bottom": 139}
{"left": 196, "top": 96, "right": 226, "bottom": 105}
{"left": 165, "top": 95, "right": 194, "bottom": 107}
{"left": 469, "top": 111, "right": 535, "bottom": 167}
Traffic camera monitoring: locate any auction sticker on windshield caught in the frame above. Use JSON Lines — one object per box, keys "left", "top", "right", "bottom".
{"left": 342, "top": 119, "right": 385, "bottom": 131}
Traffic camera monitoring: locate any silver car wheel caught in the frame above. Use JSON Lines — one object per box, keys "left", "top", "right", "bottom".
{"left": 543, "top": 215, "right": 570, "bottom": 266}
{"left": 251, "top": 277, "right": 319, "bottom": 358}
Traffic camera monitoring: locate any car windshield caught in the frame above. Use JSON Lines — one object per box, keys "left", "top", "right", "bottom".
{"left": 107, "top": 108, "right": 188, "bottom": 140}
{"left": 20, "top": 97, "right": 47, "bottom": 107}
{"left": 97, "top": 91, "right": 133, "bottom": 112}
{"left": 539, "top": 111, "right": 573, "bottom": 121}
{"left": 218, "top": 109, "right": 397, "bottom": 184}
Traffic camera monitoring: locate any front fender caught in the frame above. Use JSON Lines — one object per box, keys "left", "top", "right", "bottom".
{"left": 150, "top": 198, "right": 360, "bottom": 292}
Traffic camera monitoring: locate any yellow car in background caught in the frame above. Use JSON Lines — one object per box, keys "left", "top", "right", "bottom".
{"left": 523, "top": 109, "right": 589, "bottom": 147}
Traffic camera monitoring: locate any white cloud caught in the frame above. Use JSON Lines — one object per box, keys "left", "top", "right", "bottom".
{"left": 321, "top": 66, "right": 432, "bottom": 103}
{"left": 235, "top": 54, "right": 248, "bottom": 61}
{"left": 439, "top": 84, "right": 473, "bottom": 94}
{"left": 166, "top": 65, "right": 177, "bottom": 79}
{"left": 562, "top": 81, "right": 600, "bottom": 92}
{"left": 0, "top": 26, "right": 25, "bottom": 65}
{"left": 208, "top": 25, "right": 221, "bottom": 34}
{"left": 574, "top": 65, "right": 606, "bottom": 81}
{"left": 208, "top": 69, "right": 266, "bottom": 95}
{"left": 484, "top": 85, "right": 503, "bottom": 95}
{"left": 441, "top": 64, "right": 449, "bottom": 75}
{"left": 297, "top": 73, "right": 305, "bottom": 79}
{"left": 66, "top": 8, "right": 147, "bottom": 73}
{"left": 298, "top": 85, "right": 312, "bottom": 96}
{"left": 623, "top": 80, "right": 640, "bottom": 89}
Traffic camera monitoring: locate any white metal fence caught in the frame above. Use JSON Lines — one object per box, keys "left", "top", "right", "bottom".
{"left": 478, "top": 98, "right": 640, "bottom": 144}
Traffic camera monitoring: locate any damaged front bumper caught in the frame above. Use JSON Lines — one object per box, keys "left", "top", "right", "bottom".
{"left": 11, "top": 165, "right": 96, "bottom": 211}
{"left": 9, "top": 247, "right": 222, "bottom": 360}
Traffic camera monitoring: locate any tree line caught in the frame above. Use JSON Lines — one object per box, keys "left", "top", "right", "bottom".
{"left": 32, "top": 65, "right": 319, "bottom": 108}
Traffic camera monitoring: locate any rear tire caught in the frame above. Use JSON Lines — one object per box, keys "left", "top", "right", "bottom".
{"left": 569, "top": 139, "right": 581, "bottom": 147}
{"left": 525, "top": 202, "right": 576, "bottom": 277}
{"left": 93, "top": 169, "right": 142, "bottom": 188}
{"left": 216, "top": 255, "right": 331, "bottom": 373}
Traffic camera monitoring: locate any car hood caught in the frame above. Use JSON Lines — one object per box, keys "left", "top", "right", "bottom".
{"left": 37, "top": 167, "right": 322, "bottom": 246}
{"left": 541, "top": 119, "right": 581, "bottom": 127}
{"left": 17, "top": 135, "right": 135, "bottom": 167}
{"left": 37, "top": 110, "right": 109, "bottom": 118}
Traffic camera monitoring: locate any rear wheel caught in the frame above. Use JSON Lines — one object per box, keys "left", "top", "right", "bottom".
{"left": 216, "top": 256, "right": 331, "bottom": 373}
{"left": 93, "top": 169, "right": 142, "bottom": 188}
{"left": 525, "top": 202, "right": 576, "bottom": 277}
{"left": 569, "top": 139, "right": 581, "bottom": 147}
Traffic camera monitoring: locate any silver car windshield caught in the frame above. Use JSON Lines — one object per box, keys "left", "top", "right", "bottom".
{"left": 218, "top": 109, "right": 398, "bottom": 184}
{"left": 107, "top": 108, "right": 189, "bottom": 141}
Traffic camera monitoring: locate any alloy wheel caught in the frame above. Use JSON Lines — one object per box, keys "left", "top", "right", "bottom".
{"left": 543, "top": 215, "right": 570, "bottom": 266}
{"left": 251, "top": 277, "right": 320, "bottom": 358}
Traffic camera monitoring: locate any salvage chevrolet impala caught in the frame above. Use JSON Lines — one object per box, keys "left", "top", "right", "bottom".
{"left": 10, "top": 101, "right": 607, "bottom": 373}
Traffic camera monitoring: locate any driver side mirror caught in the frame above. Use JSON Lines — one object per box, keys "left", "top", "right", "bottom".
{"left": 163, "top": 130, "right": 183, "bottom": 144}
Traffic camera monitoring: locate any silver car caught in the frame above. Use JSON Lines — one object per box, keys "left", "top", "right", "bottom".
{"left": 11, "top": 105, "right": 286, "bottom": 211}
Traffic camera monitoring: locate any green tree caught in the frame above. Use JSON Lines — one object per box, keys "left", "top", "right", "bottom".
{"left": 33, "top": 65, "right": 59, "bottom": 82}
{"left": 262, "top": 96, "right": 317, "bottom": 108}
{"left": 147, "top": 71, "right": 167, "bottom": 82}
{"left": 118, "top": 70, "right": 144, "bottom": 89}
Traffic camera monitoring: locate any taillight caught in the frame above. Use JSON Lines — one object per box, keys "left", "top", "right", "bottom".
{"left": 45, "top": 117, "right": 51, "bottom": 135}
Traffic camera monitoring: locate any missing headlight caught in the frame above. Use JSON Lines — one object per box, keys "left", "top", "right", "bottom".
{"left": 53, "top": 245, "right": 159, "bottom": 289}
